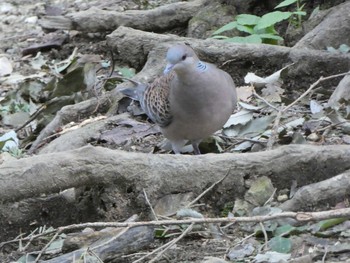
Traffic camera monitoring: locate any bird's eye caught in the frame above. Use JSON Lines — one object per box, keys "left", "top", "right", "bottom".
{"left": 181, "top": 55, "right": 187, "bottom": 61}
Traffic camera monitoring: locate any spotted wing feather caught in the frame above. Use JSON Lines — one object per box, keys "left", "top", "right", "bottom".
{"left": 140, "top": 72, "right": 174, "bottom": 128}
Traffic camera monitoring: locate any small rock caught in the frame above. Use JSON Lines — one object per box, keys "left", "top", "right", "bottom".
{"left": 0, "top": 2, "right": 15, "bottom": 14}
{"left": 2, "top": 112, "right": 30, "bottom": 127}
{"left": 277, "top": 194, "right": 288, "bottom": 202}
{"left": 233, "top": 198, "right": 254, "bottom": 216}
{"left": 307, "top": 133, "right": 319, "bottom": 142}
{"left": 291, "top": 132, "right": 306, "bottom": 144}
{"left": 342, "top": 135, "right": 350, "bottom": 144}
{"left": 341, "top": 123, "right": 350, "bottom": 135}
{"left": 201, "top": 257, "right": 228, "bottom": 263}
{"left": 244, "top": 176, "right": 275, "bottom": 206}
{"left": 25, "top": 16, "right": 38, "bottom": 24}
{"left": 154, "top": 193, "right": 194, "bottom": 217}
{"left": 227, "top": 243, "right": 255, "bottom": 260}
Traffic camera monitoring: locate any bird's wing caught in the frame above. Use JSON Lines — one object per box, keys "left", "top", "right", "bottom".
{"left": 141, "top": 72, "right": 174, "bottom": 128}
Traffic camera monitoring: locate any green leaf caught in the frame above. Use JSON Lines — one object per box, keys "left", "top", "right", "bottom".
{"left": 310, "top": 6, "right": 320, "bottom": 18}
{"left": 236, "top": 24, "right": 255, "bottom": 34}
{"left": 236, "top": 14, "right": 261, "bottom": 25}
{"left": 0, "top": 138, "right": 13, "bottom": 150}
{"left": 224, "top": 35, "right": 262, "bottom": 44}
{"left": 256, "top": 11, "right": 292, "bottom": 30}
{"left": 258, "top": 34, "right": 284, "bottom": 41}
{"left": 327, "top": 46, "right": 337, "bottom": 53}
{"left": 117, "top": 67, "right": 136, "bottom": 78}
{"left": 274, "top": 224, "right": 308, "bottom": 236}
{"left": 317, "top": 218, "right": 348, "bottom": 231}
{"left": 154, "top": 228, "right": 168, "bottom": 238}
{"left": 292, "top": 11, "right": 307, "bottom": 16}
{"left": 275, "top": 0, "right": 298, "bottom": 9}
{"left": 212, "top": 21, "right": 238, "bottom": 35}
{"left": 339, "top": 44, "right": 350, "bottom": 53}
{"left": 260, "top": 25, "right": 279, "bottom": 35}
{"left": 50, "top": 66, "right": 86, "bottom": 98}
{"left": 268, "top": 236, "right": 292, "bottom": 253}
{"left": 211, "top": 35, "right": 229, "bottom": 39}
{"left": 298, "top": 3, "right": 306, "bottom": 11}
{"left": 274, "top": 224, "right": 295, "bottom": 236}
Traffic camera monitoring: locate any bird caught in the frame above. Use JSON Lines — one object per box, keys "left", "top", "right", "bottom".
{"left": 119, "top": 43, "right": 237, "bottom": 154}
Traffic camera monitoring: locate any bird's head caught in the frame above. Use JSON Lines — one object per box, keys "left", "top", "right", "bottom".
{"left": 164, "top": 44, "right": 199, "bottom": 75}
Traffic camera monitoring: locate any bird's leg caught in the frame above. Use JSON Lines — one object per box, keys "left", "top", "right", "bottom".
{"left": 191, "top": 140, "right": 202, "bottom": 155}
{"left": 171, "top": 140, "right": 187, "bottom": 154}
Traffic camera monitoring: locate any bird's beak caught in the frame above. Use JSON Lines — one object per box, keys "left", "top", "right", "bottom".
{"left": 163, "top": 63, "right": 174, "bottom": 74}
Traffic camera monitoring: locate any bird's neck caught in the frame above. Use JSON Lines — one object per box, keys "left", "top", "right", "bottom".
{"left": 196, "top": 61, "right": 207, "bottom": 72}
{"left": 175, "top": 61, "right": 207, "bottom": 79}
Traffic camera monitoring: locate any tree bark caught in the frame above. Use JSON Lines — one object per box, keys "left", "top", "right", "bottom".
{"left": 1, "top": 145, "right": 350, "bottom": 204}
{"left": 106, "top": 26, "right": 350, "bottom": 89}
{"left": 39, "top": 0, "right": 207, "bottom": 32}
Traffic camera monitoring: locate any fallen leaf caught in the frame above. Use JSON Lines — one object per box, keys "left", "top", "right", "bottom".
{"left": 223, "top": 109, "right": 254, "bottom": 128}
{"left": 232, "top": 140, "right": 253, "bottom": 151}
{"left": 100, "top": 118, "right": 159, "bottom": 145}
{"left": 0, "top": 130, "right": 19, "bottom": 151}
{"left": 227, "top": 243, "right": 255, "bottom": 260}
{"left": 255, "top": 251, "right": 291, "bottom": 263}
{"left": 238, "top": 101, "right": 264, "bottom": 111}
{"left": 30, "top": 52, "right": 47, "bottom": 70}
{"left": 236, "top": 85, "right": 254, "bottom": 102}
{"left": 244, "top": 63, "right": 294, "bottom": 88}
{"left": 281, "top": 117, "right": 305, "bottom": 131}
{"left": 310, "top": 99, "right": 323, "bottom": 114}
{"left": 261, "top": 83, "right": 284, "bottom": 102}
{"left": 224, "top": 114, "right": 275, "bottom": 139}
{"left": 0, "top": 56, "right": 13, "bottom": 76}
{"left": 268, "top": 236, "right": 292, "bottom": 253}
{"left": 0, "top": 72, "right": 46, "bottom": 85}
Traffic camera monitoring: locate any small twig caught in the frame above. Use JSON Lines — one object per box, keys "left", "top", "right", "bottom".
{"left": 132, "top": 223, "right": 194, "bottom": 263}
{"left": 231, "top": 232, "right": 256, "bottom": 247}
{"left": 0, "top": 230, "right": 56, "bottom": 248}
{"left": 5, "top": 208, "right": 350, "bottom": 250}
{"left": 282, "top": 71, "right": 350, "bottom": 113}
{"left": 34, "top": 232, "right": 59, "bottom": 263}
{"left": 253, "top": 91, "right": 280, "bottom": 111}
{"left": 108, "top": 47, "right": 115, "bottom": 79}
{"left": 316, "top": 121, "right": 349, "bottom": 132}
{"left": 222, "top": 137, "right": 267, "bottom": 152}
{"left": 186, "top": 168, "right": 231, "bottom": 208}
{"left": 22, "top": 231, "right": 37, "bottom": 251}
{"left": 221, "top": 59, "right": 236, "bottom": 67}
{"left": 266, "top": 105, "right": 283, "bottom": 150}
{"left": 221, "top": 135, "right": 268, "bottom": 145}
{"left": 51, "top": 207, "right": 350, "bottom": 231}
{"left": 86, "top": 247, "right": 105, "bottom": 263}
{"left": 122, "top": 252, "right": 148, "bottom": 259}
{"left": 264, "top": 188, "right": 277, "bottom": 206}
{"left": 92, "top": 227, "right": 130, "bottom": 251}
{"left": 15, "top": 104, "right": 46, "bottom": 132}
{"left": 322, "top": 246, "right": 328, "bottom": 263}
{"left": 143, "top": 188, "right": 158, "bottom": 221}
{"left": 259, "top": 222, "right": 268, "bottom": 252}
{"left": 149, "top": 223, "right": 194, "bottom": 263}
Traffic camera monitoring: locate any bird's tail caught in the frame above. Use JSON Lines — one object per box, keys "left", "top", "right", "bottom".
{"left": 118, "top": 79, "right": 147, "bottom": 101}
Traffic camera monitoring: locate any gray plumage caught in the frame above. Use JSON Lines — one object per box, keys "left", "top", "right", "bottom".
{"left": 119, "top": 44, "right": 237, "bottom": 154}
